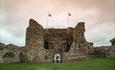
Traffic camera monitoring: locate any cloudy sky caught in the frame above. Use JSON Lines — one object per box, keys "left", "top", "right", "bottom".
{"left": 0, "top": 0, "right": 115, "bottom": 46}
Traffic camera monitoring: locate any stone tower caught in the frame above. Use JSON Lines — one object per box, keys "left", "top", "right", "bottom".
{"left": 25, "top": 19, "right": 45, "bottom": 62}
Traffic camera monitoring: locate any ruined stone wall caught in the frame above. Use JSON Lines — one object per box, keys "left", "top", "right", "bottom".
{"left": 107, "top": 38, "right": 115, "bottom": 57}
{"left": 108, "top": 45, "right": 115, "bottom": 57}
{"left": 57, "top": 22, "right": 94, "bottom": 62}
{"left": 0, "top": 43, "right": 22, "bottom": 63}
{"left": 25, "top": 19, "right": 44, "bottom": 49}
{"left": 70, "top": 22, "right": 86, "bottom": 53}
{"left": 73, "top": 22, "right": 86, "bottom": 43}
{"left": 69, "top": 22, "right": 93, "bottom": 54}
{"left": 44, "top": 29, "right": 67, "bottom": 51}
{"left": 43, "top": 28, "right": 73, "bottom": 53}
{"left": 0, "top": 19, "right": 95, "bottom": 63}
{"left": 88, "top": 38, "right": 115, "bottom": 57}
{"left": 25, "top": 19, "right": 94, "bottom": 63}
{"left": 25, "top": 19, "right": 45, "bottom": 62}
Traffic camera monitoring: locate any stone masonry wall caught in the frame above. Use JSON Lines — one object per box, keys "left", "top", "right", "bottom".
{"left": 25, "top": 19, "right": 45, "bottom": 62}
{"left": 0, "top": 43, "right": 22, "bottom": 63}
{"left": 25, "top": 19, "right": 94, "bottom": 62}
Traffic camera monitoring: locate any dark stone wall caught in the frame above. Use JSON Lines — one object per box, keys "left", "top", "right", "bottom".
{"left": 43, "top": 28, "right": 73, "bottom": 52}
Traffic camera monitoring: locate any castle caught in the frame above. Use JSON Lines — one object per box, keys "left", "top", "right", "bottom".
{"left": 0, "top": 19, "right": 114, "bottom": 63}
{"left": 24, "top": 19, "right": 93, "bottom": 63}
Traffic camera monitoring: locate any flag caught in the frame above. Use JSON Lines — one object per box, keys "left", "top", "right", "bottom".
{"left": 48, "top": 13, "right": 52, "bottom": 17}
{"left": 68, "top": 12, "right": 71, "bottom": 16}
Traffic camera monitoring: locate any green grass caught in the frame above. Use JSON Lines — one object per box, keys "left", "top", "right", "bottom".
{"left": 0, "top": 57, "right": 115, "bottom": 70}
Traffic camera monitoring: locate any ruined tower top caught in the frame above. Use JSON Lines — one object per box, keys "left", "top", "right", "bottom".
{"left": 74, "top": 22, "right": 85, "bottom": 32}
{"left": 29, "top": 19, "right": 43, "bottom": 28}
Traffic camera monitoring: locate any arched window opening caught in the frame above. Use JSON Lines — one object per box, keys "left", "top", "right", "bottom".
{"left": 44, "top": 40, "right": 49, "bottom": 49}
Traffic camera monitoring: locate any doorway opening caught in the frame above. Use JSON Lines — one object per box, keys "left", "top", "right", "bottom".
{"left": 53, "top": 53, "right": 62, "bottom": 63}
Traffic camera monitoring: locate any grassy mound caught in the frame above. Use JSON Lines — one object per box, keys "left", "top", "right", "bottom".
{"left": 0, "top": 57, "right": 115, "bottom": 70}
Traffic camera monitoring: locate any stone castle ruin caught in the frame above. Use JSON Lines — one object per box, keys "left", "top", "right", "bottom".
{"left": 0, "top": 19, "right": 115, "bottom": 63}
{"left": 25, "top": 19, "right": 93, "bottom": 63}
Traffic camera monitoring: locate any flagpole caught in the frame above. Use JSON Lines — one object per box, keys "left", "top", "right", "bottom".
{"left": 47, "top": 13, "right": 52, "bottom": 29}
{"left": 47, "top": 14, "right": 48, "bottom": 29}
{"left": 67, "top": 12, "right": 71, "bottom": 33}
{"left": 68, "top": 12, "right": 71, "bottom": 27}
{"left": 47, "top": 12, "right": 49, "bottom": 29}
{"left": 68, "top": 14, "right": 69, "bottom": 27}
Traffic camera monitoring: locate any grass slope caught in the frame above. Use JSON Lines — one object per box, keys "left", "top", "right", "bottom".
{"left": 0, "top": 57, "right": 115, "bottom": 70}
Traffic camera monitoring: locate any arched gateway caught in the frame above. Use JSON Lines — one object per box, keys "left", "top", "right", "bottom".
{"left": 53, "top": 53, "right": 62, "bottom": 63}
